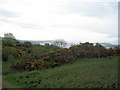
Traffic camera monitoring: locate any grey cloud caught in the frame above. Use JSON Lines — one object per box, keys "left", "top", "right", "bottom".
{"left": 0, "top": 8, "right": 17, "bottom": 17}
{"left": 0, "top": 18, "right": 35, "bottom": 29}
{"left": 68, "top": 2, "right": 117, "bottom": 17}
{"left": 50, "top": 25, "right": 63, "bottom": 28}
{"left": 0, "top": 19, "right": 12, "bottom": 23}
{"left": 20, "top": 24, "right": 36, "bottom": 29}
{"left": 0, "top": 0, "right": 8, "bottom": 3}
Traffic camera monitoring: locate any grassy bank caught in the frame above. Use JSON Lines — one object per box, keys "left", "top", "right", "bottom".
{"left": 3, "top": 56, "right": 118, "bottom": 88}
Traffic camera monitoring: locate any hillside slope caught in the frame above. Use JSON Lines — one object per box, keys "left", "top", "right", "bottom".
{"left": 3, "top": 56, "right": 118, "bottom": 88}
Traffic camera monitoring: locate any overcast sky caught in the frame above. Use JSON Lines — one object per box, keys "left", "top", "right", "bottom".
{"left": 0, "top": 0, "right": 119, "bottom": 44}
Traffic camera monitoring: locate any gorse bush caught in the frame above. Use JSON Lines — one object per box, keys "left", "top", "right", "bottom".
{"left": 11, "top": 48, "right": 75, "bottom": 71}
{"left": 30, "top": 44, "right": 60, "bottom": 57}
{"left": 3, "top": 41, "right": 120, "bottom": 71}
{"left": 2, "top": 46, "right": 34, "bottom": 61}
{"left": 10, "top": 42, "right": 120, "bottom": 71}
{"left": 69, "top": 42, "right": 117, "bottom": 58}
{"left": 12, "top": 43, "right": 60, "bottom": 57}
{"left": 2, "top": 46, "right": 19, "bottom": 61}
{"left": 31, "top": 46, "right": 48, "bottom": 57}
{"left": 13, "top": 43, "right": 33, "bottom": 53}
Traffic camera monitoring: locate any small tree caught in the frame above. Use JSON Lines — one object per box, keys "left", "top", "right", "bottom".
{"left": 2, "top": 33, "right": 19, "bottom": 46}
{"left": 53, "top": 39, "right": 67, "bottom": 48}
{"left": 4, "top": 33, "right": 15, "bottom": 39}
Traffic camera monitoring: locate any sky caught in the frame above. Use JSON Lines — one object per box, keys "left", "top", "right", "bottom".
{"left": 0, "top": 0, "right": 119, "bottom": 44}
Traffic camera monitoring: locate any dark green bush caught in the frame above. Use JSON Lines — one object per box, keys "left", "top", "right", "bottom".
{"left": 2, "top": 46, "right": 19, "bottom": 61}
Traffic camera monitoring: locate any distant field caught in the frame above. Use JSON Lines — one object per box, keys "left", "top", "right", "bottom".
{"left": 3, "top": 56, "right": 118, "bottom": 88}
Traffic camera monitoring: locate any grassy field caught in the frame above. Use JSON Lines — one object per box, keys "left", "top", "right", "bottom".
{"left": 3, "top": 56, "right": 118, "bottom": 88}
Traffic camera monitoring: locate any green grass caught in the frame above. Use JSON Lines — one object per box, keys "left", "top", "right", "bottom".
{"left": 3, "top": 56, "right": 118, "bottom": 88}
{"left": 2, "top": 55, "right": 19, "bottom": 75}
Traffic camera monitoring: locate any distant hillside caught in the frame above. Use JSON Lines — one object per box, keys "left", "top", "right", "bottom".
{"left": 100, "top": 43, "right": 117, "bottom": 48}
{"left": 1, "top": 37, "right": 118, "bottom": 48}
{"left": 18, "top": 40, "right": 54, "bottom": 45}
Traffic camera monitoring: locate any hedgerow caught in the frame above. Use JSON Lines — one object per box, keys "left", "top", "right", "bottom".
{"left": 10, "top": 42, "right": 120, "bottom": 71}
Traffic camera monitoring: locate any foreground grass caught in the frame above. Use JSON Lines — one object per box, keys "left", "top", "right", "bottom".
{"left": 3, "top": 56, "right": 118, "bottom": 88}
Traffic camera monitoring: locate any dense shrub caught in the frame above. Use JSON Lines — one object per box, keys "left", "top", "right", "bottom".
{"left": 69, "top": 42, "right": 113, "bottom": 59}
{"left": 10, "top": 42, "right": 120, "bottom": 71}
{"left": 10, "top": 59, "right": 49, "bottom": 71}
{"left": 2, "top": 46, "right": 19, "bottom": 61}
{"left": 2, "top": 46, "right": 33, "bottom": 61}
{"left": 15, "top": 43, "right": 33, "bottom": 48}
{"left": 11, "top": 48, "right": 75, "bottom": 71}
{"left": 113, "top": 46, "right": 120, "bottom": 56}
{"left": 13, "top": 43, "right": 33, "bottom": 53}
{"left": 31, "top": 44, "right": 60, "bottom": 57}
{"left": 31, "top": 46, "right": 48, "bottom": 57}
